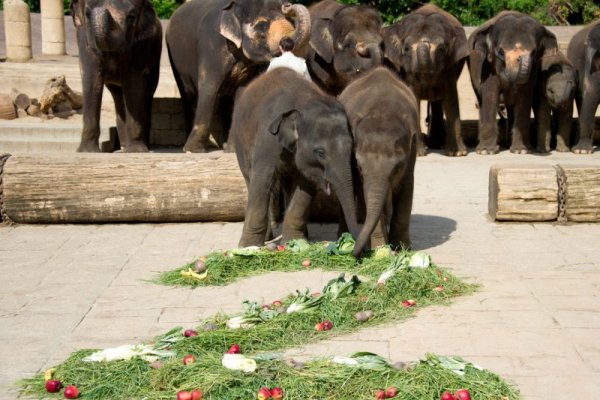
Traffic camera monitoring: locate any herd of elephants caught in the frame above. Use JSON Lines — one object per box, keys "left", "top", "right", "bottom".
{"left": 69, "top": 0, "right": 600, "bottom": 255}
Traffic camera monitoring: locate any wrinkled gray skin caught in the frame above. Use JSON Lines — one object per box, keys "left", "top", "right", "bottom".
{"left": 231, "top": 68, "right": 359, "bottom": 247}
{"left": 307, "top": 0, "right": 383, "bottom": 95}
{"left": 167, "top": 0, "right": 311, "bottom": 153}
{"left": 71, "top": 0, "right": 162, "bottom": 152}
{"left": 567, "top": 20, "right": 600, "bottom": 154}
{"left": 339, "top": 67, "right": 418, "bottom": 257}
{"left": 533, "top": 51, "right": 577, "bottom": 153}
{"left": 468, "top": 11, "right": 558, "bottom": 154}
{"left": 383, "top": 4, "right": 469, "bottom": 157}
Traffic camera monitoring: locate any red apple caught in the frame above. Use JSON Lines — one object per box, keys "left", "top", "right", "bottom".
{"left": 386, "top": 386, "right": 398, "bottom": 398}
{"left": 454, "top": 389, "right": 471, "bottom": 400}
{"left": 184, "top": 329, "right": 198, "bottom": 337}
{"left": 64, "top": 385, "right": 79, "bottom": 399}
{"left": 434, "top": 285, "right": 445, "bottom": 292}
{"left": 302, "top": 260, "right": 311, "bottom": 267}
{"left": 443, "top": 277, "right": 449, "bottom": 282}
{"left": 257, "top": 387, "right": 272, "bottom": 399}
{"left": 272, "top": 300, "right": 282, "bottom": 307}
{"left": 322, "top": 320, "right": 333, "bottom": 331}
{"left": 440, "top": 391, "right": 456, "bottom": 400}
{"left": 315, "top": 322, "right": 325, "bottom": 331}
{"left": 45, "top": 380, "right": 62, "bottom": 393}
{"left": 177, "top": 390, "right": 193, "bottom": 400}
{"left": 191, "top": 389, "right": 203, "bottom": 400}
{"left": 402, "top": 299, "right": 416, "bottom": 307}
{"left": 183, "top": 354, "right": 196, "bottom": 365}
{"left": 227, "top": 344, "right": 241, "bottom": 354}
{"left": 375, "top": 389, "right": 387, "bottom": 399}
{"left": 277, "top": 245, "right": 285, "bottom": 251}
{"left": 271, "top": 387, "right": 284, "bottom": 399}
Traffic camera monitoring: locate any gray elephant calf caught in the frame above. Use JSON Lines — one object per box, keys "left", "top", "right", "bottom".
{"left": 231, "top": 68, "right": 359, "bottom": 247}
{"left": 533, "top": 52, "right": 576, "bottom": 153}
{"left": 339, "top": 67, "right": 418, "bottom": 256}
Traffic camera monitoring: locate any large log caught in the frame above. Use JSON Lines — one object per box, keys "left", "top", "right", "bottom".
{"left": 1, "top": 153, "right": 340, "bottom": 223}
{"left": 489, "top": 164, "right": 600, "bottom": 222}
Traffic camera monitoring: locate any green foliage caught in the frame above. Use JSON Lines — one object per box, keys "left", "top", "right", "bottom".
{"left": 150, "top": 0, "right": 181, "bottom": 19}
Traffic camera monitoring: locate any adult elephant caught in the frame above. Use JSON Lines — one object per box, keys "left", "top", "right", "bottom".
{"left": 71, "top": 0, "right": 162, "bottom": 152}
{"left": 306, "top": 0, "right": 383, "bottom": 95}
{"left": 567, "top": 20, "right": 600, "bottom": 154}
{"left": 231, "top": 68, "right": 359, "bottom": 247}
{"left": 468, "top": 11, "right": 558, "bottom": 154}
{"left": 383, "top": 4, "right": 469, "bottom": 157}
{"left": 533, "top": 51, "right": 576, "bottom": 153}
{"left": 167, "top": 0, "right": 311, "bottom": 153}
{"left": 339, "top": 67, "right": 418, "bottom": 257}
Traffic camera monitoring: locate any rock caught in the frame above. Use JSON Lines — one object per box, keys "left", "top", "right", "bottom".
{"left": 0, "top": 93, "right": 18, "bottom": 120}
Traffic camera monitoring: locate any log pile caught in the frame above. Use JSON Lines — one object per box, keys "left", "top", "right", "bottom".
{"left": 489, "top": 164, "right": 600, "bottom": 222}
{"left": 0, "top": 75, "right": 82, "bottom": 120}
{"left": 0, "top": 153, "right": 339, "bottom": 224}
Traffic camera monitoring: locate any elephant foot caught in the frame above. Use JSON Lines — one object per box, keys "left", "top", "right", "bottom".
{"left": 444, "top": 142, "right": 468, "bottom": 157}
{"left": 572, "top": 139, "right": 593, "bottom": 154}
{"left": 535, "top": 146, "right": 550, "bottom": 154}
{"left": 183, "top": 138, "right": 214, "bottom": 153}
{"left": 509, "top": 145, "right": 531, "bottom": 154}
{"left": 77, "top": 141, "right": 101, "bottom": 153}
{"left": 222, "top": 141, "right": 236, "bottom": 153}
{"left": 124, "top": 141, "right": 149, "bottom": 153}
{"left": 475, "top": 143, "right": 499, "bottom": 155}
{"left": 281, "top": 228, "right": 308, "bottom": 243}
{"left": 555, "top": 144, "right": 570, "bottom": 153}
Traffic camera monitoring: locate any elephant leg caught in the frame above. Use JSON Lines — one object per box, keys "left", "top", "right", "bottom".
{"left": 509, "top": 90, "right": 533, "bottom": 154}
{"left": 534, "top": 97, "right": 552, "bottom": 153}
{"left": 572, "top": 88, "right": 598, "bottom": 154}
{"left": 281, "top": 177, "right": 317, "bottom": 243}
{"left": 442, "top": 81, "right": 467, "bottom": 156}
{"left": 122, "top": 75, "right": 151, "bottom": 153}
{"left": 388, "top": 140, "right": 416, "bottom": 249}
{"left": 77, "top": 60, "right": 104, "bottom": 152}
{"left": 426, "top": 101, "right": 445, "bottom": 149}
{"left": 476, "top": 76, "right": 500, "bottom": 154}
{"left": 106, "top": 84, "right": 127, "bottom": 151}
{"left": 555, "top": 104, "right": 573, "bottom": 152}
{"left": 239, "top": 167, "right": 276, "bottom": 247}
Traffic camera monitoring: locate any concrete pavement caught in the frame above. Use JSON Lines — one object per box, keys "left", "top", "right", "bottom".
{"left": 1, "top": 150, "right": 600, "bottom": 399}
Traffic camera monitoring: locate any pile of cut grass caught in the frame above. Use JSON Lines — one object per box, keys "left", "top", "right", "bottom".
{"left": 19, "top": 245, "right": 520, "bottom": 399}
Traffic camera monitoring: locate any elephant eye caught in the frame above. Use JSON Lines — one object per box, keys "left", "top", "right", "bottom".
{"left": 84, "top": 7, "right": 91, "bottom": 18}
{"left": 436, "top": 43, "right": 447, "bottom": 55}
{"left": 254, "top": 20, "right": 269, "bottom": 33}
{"left": 402, "top": 43, "right": 410, "bottom": 55}
{"left": 126, "top": 12, "right": 136, "bottom": 24}
{"left": 496, "top": 48, "right": 505, "bottom": 60}
{"left": 314, "top": 148, "right": 326, "bottom": 160}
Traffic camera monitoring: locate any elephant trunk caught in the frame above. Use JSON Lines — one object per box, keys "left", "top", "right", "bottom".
{"left": 91, "top": 8, "right": 111, "bottom": 50}
{"left": 357, "top": 42, "right": 382, "bottom": 62}
{"left": 353, "top": 177, "right": 389, "bottom": 257}
{"left": 282, "top": 3, "right": 311, "bottom": 57}
{"left": 515, "top": 54, "right": 532, "bottom": 85}
{"left": 416, "top": 41, "right": 433, "bottom": 71}
{"left": 330, "top": 168, "right": 360, "bottom": 242}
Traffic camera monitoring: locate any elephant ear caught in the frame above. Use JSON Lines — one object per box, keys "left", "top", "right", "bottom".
{"left": 468, "top": 24, "right": 493, "bottom": 90}
{"left": 540, "top": 28, "right": 558, "bottom": 58}
{"left": 382, "top": 26, "right": 403, "bottom": 71}
{"left": 71, "top": 0, "right": 83, "bottom": 27}
{"left": 220, "top": 1, "right": 242, "bottom": 48}
{"left": 311, "top": 17, "right": 334, "bottom": 64}
{"left": 268, "top": 109, "right": 300, "bottom": 152}
{"left": 453, "top": 28, "right": 470, "bottom": 63}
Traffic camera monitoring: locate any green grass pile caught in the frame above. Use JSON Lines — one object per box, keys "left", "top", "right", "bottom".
{"left": 19, "top": 244, "right": 520, "bottom": 399}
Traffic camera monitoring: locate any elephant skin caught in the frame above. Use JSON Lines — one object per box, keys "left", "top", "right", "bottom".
{"left": 533, "top": 51, "right": 577, "bottom": 153}
{"left": 307, "top": 0, "right": 384, "bottom": 95}
{"left": 339, "top": 67, "right": 418, "bottom": 257}
{"left": 231, "top": 68, "right": 359, "bottom": 247}
{"left": 71, "top": 0, "right": 162, "bottom": 152}
{"left": 567, "top": 20, "right": 600, "bottom": 154}
{"left": 468, "top": 11, "right": 558, "bottom": 154}
{"left": 383, "top": 4, "right": 469, "bottom": 157}
{"left": 166, "top": 0, "right": 311, "bottom": 153}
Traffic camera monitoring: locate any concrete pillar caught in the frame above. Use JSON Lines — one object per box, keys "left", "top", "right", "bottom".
{"left": 3, "top": 0, "right": 33, "bottom": 62}
{"left": 41, "top": 0, "right": 66, "bottom": 55}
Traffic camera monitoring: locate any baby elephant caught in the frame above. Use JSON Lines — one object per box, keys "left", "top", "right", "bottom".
{"left": 533, "top": 52, "right": 577, "bottom": 153}
{"left": 231, "top": 68, "right": 359, "bottom": 247}
{"left": 339, "top": 67, "right": 418, "bottom": 256}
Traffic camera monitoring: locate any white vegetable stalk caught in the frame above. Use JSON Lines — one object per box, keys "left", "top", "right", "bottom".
{"left": 222, "top": 353, "right": 257, "bottom": 372}
{"left": 82, "top": 344, "right": 175, "bottom": 363}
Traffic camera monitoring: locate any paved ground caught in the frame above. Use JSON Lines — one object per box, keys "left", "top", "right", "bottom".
{"left": 1, "top": 150, "right": 600, "bottom": 399}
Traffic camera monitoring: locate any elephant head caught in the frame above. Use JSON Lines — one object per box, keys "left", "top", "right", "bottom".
{"left": 71, "top": 0, "right": 156, "bottom": 52}
{"left": 469, "top": 12, "right": 558, "bottom": 89}
{"left": 383, "top": 5, "right": 468, "bottom": 79}
{"left": 541, "top": 54, "right": 577, "bottom": 109}
{"left": 219, "top": 0, "right": 311, "bottom": 63}
{"left": 267, "top": 101, "right": 359, "bottom": 238}
{"left": 311, "top": 3, "right": 384, "bottom": 86}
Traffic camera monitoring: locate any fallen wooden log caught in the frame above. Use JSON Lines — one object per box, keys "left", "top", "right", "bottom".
{"left": 0, "top": 153, "right": 339, "bottom": 224}
{"left": 489, "top": 164, "right": 600, "bottom": 222}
